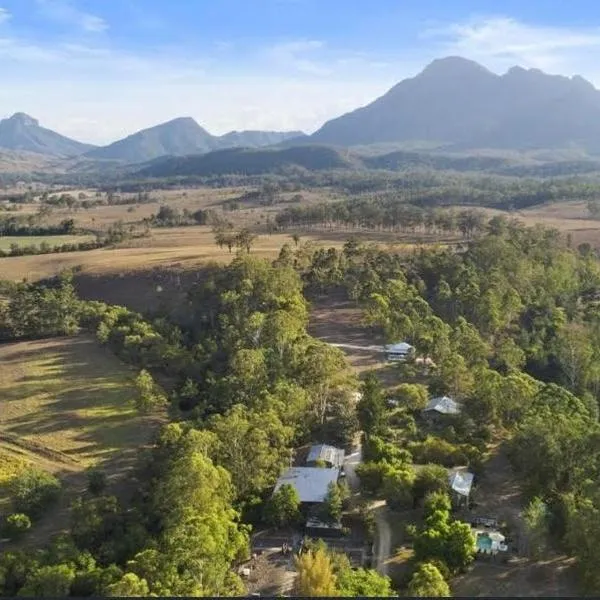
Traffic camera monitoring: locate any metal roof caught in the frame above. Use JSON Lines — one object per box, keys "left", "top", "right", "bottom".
{"left": 449, "top": 469, "right": 474, "bottom": 497}
{"left": 274, "top": 467, "right": 340, "bottom": 503}
{"left": 424, "top": 396, "right": 461, "bottom": 415}
{"left": 307, "top": 444, "right": 345, "bottom": 468}
{"left": 384, "top": 342, "right": 414, "bottom": 354}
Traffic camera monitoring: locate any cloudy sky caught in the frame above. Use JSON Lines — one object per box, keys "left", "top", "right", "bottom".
{"left": 1, "top": 0, "right": 600, "bottom": 144}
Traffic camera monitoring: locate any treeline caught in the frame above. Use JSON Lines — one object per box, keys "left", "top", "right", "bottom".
{"left": 276, "top": 198, "right": 487, "bottom": 237}
{"left": 0, "top": 239, "right": 105, "bottom": 258}
{"left": 0, "top": 216, "right": 76, "bottom": 236}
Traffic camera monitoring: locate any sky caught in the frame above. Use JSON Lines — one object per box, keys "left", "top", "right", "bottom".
{"left": 1, "top": 0, "right": 600, "bottom": 144}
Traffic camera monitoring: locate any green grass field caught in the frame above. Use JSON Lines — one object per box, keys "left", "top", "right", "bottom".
{"left": 0, "top": 336, "right": 164, "bottom": 522}
{"left": 0, "top": 234, "right": 94, "bottom": 251}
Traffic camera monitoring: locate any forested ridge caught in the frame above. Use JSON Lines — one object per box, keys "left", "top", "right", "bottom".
{"left": 2, "top": 215, "right": 600, "bottom": 595}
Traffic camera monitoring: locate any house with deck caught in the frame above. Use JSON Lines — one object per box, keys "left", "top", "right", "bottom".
{"left": 383, "top": 342, "right": 415, "bottom": 362}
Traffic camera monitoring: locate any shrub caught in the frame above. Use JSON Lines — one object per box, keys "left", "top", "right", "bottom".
{"left": 409, "top": 436, "right": 466, "bottom": 467}
{"left": 10, "top": 468, "right": 61, "bottom": 519}
{"left": 1, "top": 512, "right": 31, "bottom": 539}
{"left": 86, "top": 468, "right": 107, "bottom": 495}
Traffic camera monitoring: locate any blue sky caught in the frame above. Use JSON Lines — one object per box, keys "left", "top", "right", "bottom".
{"left": 1, "top": 0, "right": 599, "bottom": 144}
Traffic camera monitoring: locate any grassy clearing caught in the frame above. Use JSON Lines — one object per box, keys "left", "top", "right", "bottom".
{"left": 0, "top": 336, "right": 156, "bottom": 467}
{"left": 0, "top": 335, "right": 165, "bottom": 545}
{"left": 0, "top": 228, "right": 349, "bottom": 281}
{"left": 0, "top": 234, "right": 94, "bottom": 251}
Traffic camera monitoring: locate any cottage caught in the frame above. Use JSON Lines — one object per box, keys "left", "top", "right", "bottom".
{"left": 306, "top": 444, "right": 345, "bottom": 469}
{"left": 383, "top": 342, "right": 415, "bottom": 362}
{"left": 273, "top": 467, "right": 340, "bottom": 504}
{"left": 448, "top": 469, "right": 474, "bottom": 508}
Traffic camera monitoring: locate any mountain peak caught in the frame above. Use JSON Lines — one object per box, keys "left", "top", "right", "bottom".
{"left": 6, "top": 112, "right": 39, "bottom": 127}
{"left": 420, "top": 56, "right": 495, "bottom": 79}
{"left": 311, "top": 56, "right": 600, "bottom": 151}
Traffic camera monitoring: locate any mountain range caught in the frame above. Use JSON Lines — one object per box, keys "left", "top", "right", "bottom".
{"left": 4, "top": 56, "right": 600, "bottom": 170}
{"left": 311, "top": 56, "right": 600, "bottom": 152}
{"left": 0, "top": 113, "right": 304, "bottom": 164}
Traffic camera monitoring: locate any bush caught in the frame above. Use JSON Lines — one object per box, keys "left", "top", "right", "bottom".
{"left": 413, "top": 464, "right": 450, "bottom": 503}
{"left": 11, "top": 468, "right": 61, "bottom": 519}
{"left": 86, "top": 468, "right": 107, "bottom": 495}
{"left": 409, "top": 436, "right": 466, "bottom": 467}
{"left": 1, "top": 512, "right": 31, "bottom": 539}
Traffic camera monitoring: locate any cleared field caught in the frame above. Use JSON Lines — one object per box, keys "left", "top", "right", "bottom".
{"left": 0, "top": 335, "right": 164, "bottom": 544}
{"left": 0, "top": 336, "right": 155, "bottom": 465}
{"left": 0, "top": 227, "right": 352, "bottom": 281}
{"left": 0, "top": 234, "right": 94, "bottom": 251}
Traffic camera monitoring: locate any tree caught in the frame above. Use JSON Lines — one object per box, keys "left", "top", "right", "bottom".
{"left": 444, "top": 520, "right": 476, "bottom": 572}
{"left": 523, "top": 497, "right": 549, "bottom": 559}
{"left": 413, "top": 464, "right": 450, "bottom": 502}
{"left": 10, "top": 468, "right": 61, "bottom": 520}
{"left": 18, "top": 564, "right": 75, "bottom": 597}
{"left": 105, "top": 573, "right": 150, "bottom": 597}
{"left": 134, "top": 369, "right": 166, "bottom": 413}
{"left": 86, "top": 468, "right": 107, "bottom": 496}
{"left": 263, "top": 484, "right": 300, "bottom": 527}
{"left": 337, "top": 567, "right": 394, "bottom": 596}
{"left": 294, "top": 548, "right": 337, "bottom": 597}
{"left": 393, "top": 383, "right": 428, "bottom": 410}
{"left": 407, "top": 562, "right": 451, "bottom": 597}
{"left": 357, "top": 372, "right": 386, "bottom": 436}
{"left": 1, "top": 513, "right": 31, "bottom": 540}
{"left": 235, "top": 228, "right": 257, "bottom": 253}
{"left": 208, "top": 405, "right": 293, "bottom": 499}
{"left": 321, "top": 482, "right": 343, "bottom": 524}
{"left": 143, "top": 447, "right": 249, "bottom": 596}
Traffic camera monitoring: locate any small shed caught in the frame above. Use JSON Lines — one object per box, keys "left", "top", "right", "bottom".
{"left": 273, "top": 467, "right": 340, "bottom": 504}
{"left": 449, "top": 469, "right": 474, "bottom": 508}
{"left": 306, "top": 444, "right": 345, "bottom": 469}
{"left": 383, "top": 342, "right": 415, "bottom": 362}
{"left": 423, "top": 396, "right": 461, "bottom": 416}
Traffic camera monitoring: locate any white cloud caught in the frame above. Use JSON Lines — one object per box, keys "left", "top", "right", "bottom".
{"left": 35, "top": 0, "right": 108, "bottom": 33}
{"left": 0, "top": 7, "right": 10, "bottom": 24}
{"left": 424, "top": 16, "right": 600, "bottom": 76}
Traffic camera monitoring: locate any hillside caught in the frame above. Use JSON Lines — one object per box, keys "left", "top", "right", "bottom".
{"left": 311, "top": 56, "right": 600, "bottom": 153}
{"left": 0, "top": 113, "right": 94, "bottom": 156}
{"left": 137, "top": 145, "right": 355, "bottom": 177}
{"left": 86, "top": 118, "right": 306, "bottom": 163}
{"left": 84, "top": 117, "right": 215, "bottom": 163}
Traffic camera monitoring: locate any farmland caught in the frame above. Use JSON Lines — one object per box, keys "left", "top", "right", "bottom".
{"left": 0, "top": 234, "right": 93, "bottom": 251}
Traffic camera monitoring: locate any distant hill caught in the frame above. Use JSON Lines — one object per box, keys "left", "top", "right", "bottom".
{"left": 215, "top": 130, "right": 306, "bottom": 149}
{"left": 311, "top": 56, "right": 600, "bottom": 153}
{"left": 85, "top": 117, "right": 215, "bottom": 163}
{"left": 86, "top": 118, "right": 306, "bottom": 163}
{"left": 0, "top": 113, "right": 94, "bottom": 156}
{"left": 137, "top": 145, "right": 355, "bottom": 178}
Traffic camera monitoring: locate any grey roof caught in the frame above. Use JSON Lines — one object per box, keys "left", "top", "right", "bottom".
{"left": 423, "top": 396, "right": 461, "bottom": 415}
{"left": 384, "top": 342, "right": 414, "bottom": 354}
{"left": 274, "top": 467, "right": 339, "bottom": 503}
{"left": 449, "top": 469, "right": 474, "bottom": 497}
{"left": 307, "top": 444, "right": 345, "bottom": 468}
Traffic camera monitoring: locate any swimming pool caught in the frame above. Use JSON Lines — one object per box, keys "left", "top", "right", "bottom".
{"left": 476, "top": 533, "right": 493, "bottom": 552}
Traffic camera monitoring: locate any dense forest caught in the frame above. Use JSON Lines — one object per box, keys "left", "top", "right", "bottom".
{"left": 2, "top": 215, "right": 600, "bottom": 595}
